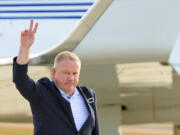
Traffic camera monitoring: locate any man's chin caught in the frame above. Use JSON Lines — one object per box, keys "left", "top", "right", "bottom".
{"left": 65, "top": 87, "right": 75, "bottom": 91}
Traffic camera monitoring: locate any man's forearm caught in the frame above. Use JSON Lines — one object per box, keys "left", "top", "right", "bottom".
{"left": 17, "top": 47, "right": 30, "bottom": 65}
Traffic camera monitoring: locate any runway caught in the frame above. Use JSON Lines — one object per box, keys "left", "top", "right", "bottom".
{"left": 121, "top": 124, "right": 173, "bottom": 135}
{"left": 0, "top": 122, "right": 173, "bottom": 135}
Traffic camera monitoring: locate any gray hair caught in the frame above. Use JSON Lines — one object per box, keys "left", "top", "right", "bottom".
{"left": 53, "top": 51, "right": 81, "bottom": 68}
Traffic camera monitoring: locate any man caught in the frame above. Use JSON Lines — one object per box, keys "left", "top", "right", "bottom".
{"left": 13, "top": 19, "right": 99, "bottom": 135}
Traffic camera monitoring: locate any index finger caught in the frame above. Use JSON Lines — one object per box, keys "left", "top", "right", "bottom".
{"left": 29, "top": 19, "right": 33, "bottom": 32}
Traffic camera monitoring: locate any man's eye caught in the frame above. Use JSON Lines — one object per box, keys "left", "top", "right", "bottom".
{"left": 73, "top": 73, "right": 78, "bottom": 75}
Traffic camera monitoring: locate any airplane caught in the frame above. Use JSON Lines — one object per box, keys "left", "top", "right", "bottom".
{"left": 1, "top": 0, "right": 180, "bottom": 135}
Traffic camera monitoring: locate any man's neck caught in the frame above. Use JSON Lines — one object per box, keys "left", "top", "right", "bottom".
{"left": 62, "top": 89, "right": 75, "bottom": 97}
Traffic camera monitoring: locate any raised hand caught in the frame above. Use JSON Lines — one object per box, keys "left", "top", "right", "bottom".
{"left": 17, "top": 19, "right": 38, "bottom": 64}
{"left": 20, "top": 19, "right": 38, "bottom": 49}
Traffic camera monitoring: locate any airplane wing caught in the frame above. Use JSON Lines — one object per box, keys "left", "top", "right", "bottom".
{"left": 0, "top": 0, "right": 112, "bottom": 65}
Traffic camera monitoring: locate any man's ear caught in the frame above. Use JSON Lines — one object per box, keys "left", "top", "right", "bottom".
{"left": 52, "top": 68, "right": 56, "bottom": 79}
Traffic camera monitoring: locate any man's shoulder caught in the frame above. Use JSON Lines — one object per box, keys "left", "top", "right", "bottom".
{"left": 37, "top": 77, "right": 52, "bottom": 87}
{"left": 38, "top": 77, "right": 51, "bottom": 83}
{"left": 87, "top": 87, "right": 95, "bottom": 95}
{"left": 79, "top": 86, "right": 95, "bottom": 95}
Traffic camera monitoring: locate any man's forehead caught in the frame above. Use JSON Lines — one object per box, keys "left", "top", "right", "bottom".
{"left": 59, "top": 59, "right": 80, "bottom": 65}
{"left": 56, "top": 59, "right": 81, "bottom": 69}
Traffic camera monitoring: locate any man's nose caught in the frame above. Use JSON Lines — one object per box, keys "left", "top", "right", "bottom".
{"left": 67, "top": 74, "right": 74, "bottom": 80}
